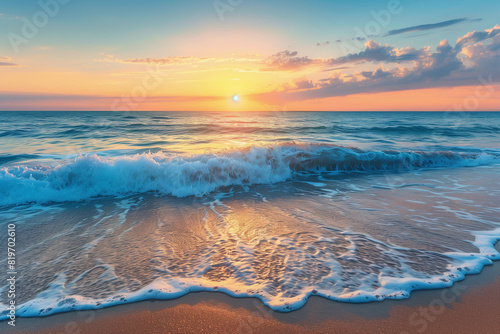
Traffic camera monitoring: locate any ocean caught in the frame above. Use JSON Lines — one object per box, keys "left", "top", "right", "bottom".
{"left": 1, "top": 111, "right": 499, "bottom": 318}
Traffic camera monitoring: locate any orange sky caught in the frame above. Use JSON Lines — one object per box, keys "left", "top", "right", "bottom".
{"left": 1, "top": 19, "right": 499, "bottom": 111}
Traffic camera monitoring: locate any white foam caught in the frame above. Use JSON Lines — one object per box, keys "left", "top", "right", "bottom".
{"left": 0, "top": 143, "right": 497, "bottom": 206}
{"left": 1, "top": 226, "right": 498, "bottom": 319}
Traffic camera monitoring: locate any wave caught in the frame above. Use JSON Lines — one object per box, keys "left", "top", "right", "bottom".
{"left": 343, "top": 125, "right": 500, "bottom": 135}
{"left": 0, "top": 143, "right": 498, "bottom": 206}
{"left": 0, "top": 154, "right": 41, "bottom": 165}
{"left": 4, "top": 123, "right": 500, "bottom": 140}
{"left": 0, "top": 130, "right": 32, "bottom": 137}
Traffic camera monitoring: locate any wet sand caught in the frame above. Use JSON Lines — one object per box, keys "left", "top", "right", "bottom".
{"left": 4, "top": 243, "right": 500, "bottom": 334}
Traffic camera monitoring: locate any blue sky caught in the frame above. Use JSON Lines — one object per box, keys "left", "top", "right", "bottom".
{"left": 2, "top": 0, "right": 498, "bottom": 56}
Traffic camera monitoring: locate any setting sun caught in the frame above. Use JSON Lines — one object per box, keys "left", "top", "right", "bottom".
{"left": 1, "top": 1, "right": 499, "bottom": 333}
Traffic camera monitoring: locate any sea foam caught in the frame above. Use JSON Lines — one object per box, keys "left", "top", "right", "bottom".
{"left": 0, "top": 143, "right": 497, "bottom": 206}
{"left": 1, "top": 227, "right": 498, "bottom": 319}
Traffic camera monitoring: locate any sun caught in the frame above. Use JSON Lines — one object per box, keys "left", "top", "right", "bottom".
{"left": 232, "top": 95, "right": 240, "bottom": 102}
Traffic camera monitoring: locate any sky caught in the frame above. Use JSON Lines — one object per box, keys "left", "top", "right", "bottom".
{"left": 0, "top": 0, "right": 499, "bottom": 111}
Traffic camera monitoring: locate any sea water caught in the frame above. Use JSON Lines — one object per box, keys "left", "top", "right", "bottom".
{"left": 0, "top": 111, "right": 499, "bottom": 317}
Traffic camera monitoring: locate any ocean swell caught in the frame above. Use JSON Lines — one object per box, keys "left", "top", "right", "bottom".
{"left": 0, "top": 143, "right": 497, "bottom": 206}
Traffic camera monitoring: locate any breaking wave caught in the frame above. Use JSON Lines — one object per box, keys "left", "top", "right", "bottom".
{"left": 0, "top": 143, "right": 498, "bottom": 206}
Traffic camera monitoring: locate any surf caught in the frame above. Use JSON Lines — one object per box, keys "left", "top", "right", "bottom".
{"left": 0, "top": 142, "right": 498, "bottom": 206}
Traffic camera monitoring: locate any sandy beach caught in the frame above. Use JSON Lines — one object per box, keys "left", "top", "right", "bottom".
{"left": 2, "top": 0, "right": 500, "bottom": 331}
{"left": 4, "top": 243, "right": 499, "bottom": 334}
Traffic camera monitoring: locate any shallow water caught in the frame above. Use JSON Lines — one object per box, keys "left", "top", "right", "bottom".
{"left": 0, "top": 111, "right": 499, "bottom": 317}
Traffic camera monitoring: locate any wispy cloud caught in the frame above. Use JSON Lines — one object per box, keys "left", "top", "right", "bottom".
{"left": 0, "top": 13, "right": 21, "bottom": 20}
{"left": 97, "top": 56, "right": 262, "bottom": 66}
{"left": 316, "top": 41, "right": 330, "bottom": 47}
{"left": 385, "top": 18, "right": 472, "bottom": 36}
{"left": 0, "top": 56, "right": 19, "bottom": 67}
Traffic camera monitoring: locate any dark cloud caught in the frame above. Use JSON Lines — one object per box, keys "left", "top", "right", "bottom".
{"left": 405, "top": 32, "right": 433, "bottom": 39}
{"left": 294, "top": 80, "right": 316, "bottom": 89}
{"left": 0, "top": 62, "right": 18, "bottom": 66}
{"left": 322, "top": 66, "right": 352, "bottom": 72}
{"left": 360, "top": 68, "right": 391, "bottom": 80}
{"left": 419, "top": 40, "right": 461, "bottom": 79}
{"left": 332, "top": 40, "right": 426, "bottom": 64}
{"left": 385, "top": 18, "right": 470, "bottom": 36}
{"left": 333, "top": 40, "right": 393, "bottom": 63}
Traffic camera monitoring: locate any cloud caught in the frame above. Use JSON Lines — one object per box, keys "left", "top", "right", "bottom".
{"left": 360, "top": 67, "right": 392, "bottom": 80}
{"left": 0, "top": 56, "right": 19, "bottom": 67}
{"left": 316, "top": 41, "right": 330, "bottom": 47}
{"left": 322, "top": 66, "right": 352, "bottom": 72}
{"left": 0, "top": 13, "right": 21, "bottom": 20}
{"left": 261, "top": 42, "right": 427, "bottom": 72}
{"left": 253, "top": 26, "right": 500, "bottom": 104}
{"left": 385, "top": 18, "right": 471, "bottom": 36}
{"left": 261, "top": 50, "right": 321, "bottom": 71}
{"left": 99, "top": 56, "right": 261, "bottom": 66}
{"left": 455, "top": 24, "right": 500, "bottom": 50}
{"left": 120, "top": 57, "right": 208, "bottom": 65}
{"left": 107, "top": 42, "right": 427, "bottom": 73}
{"left": 332, "top": 40, "right": 427, "bottom": 64}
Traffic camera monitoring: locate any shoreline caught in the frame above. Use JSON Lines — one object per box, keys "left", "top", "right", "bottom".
{"left": 5, "top": 243, "right": 500, "bottom": 334}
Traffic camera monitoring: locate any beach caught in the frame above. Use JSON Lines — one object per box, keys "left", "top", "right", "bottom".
{"left": 1, "top": 111, "right": 500, "bottom": 333}
{"left": 6, "top": 242, "right": 500, "bottom": 334}
{"left": 2, "top": 0, "right": 500, "bottom": 332}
